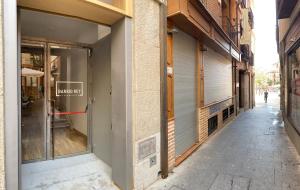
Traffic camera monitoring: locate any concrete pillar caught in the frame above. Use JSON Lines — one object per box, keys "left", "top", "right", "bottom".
{"left": 3, "top": 1, "right": 19, "bottom": 189}
{"left": 111, "top": 17, "right": 133, "bottom": 190}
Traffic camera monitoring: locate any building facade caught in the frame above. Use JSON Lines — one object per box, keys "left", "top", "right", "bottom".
{"left": 266, "top": 62, "right": 280, "bottom": 87}
{"left": 239, "top": 0, "right": 255, "bottom": 111}
{"left": 276, "top": 0, "right": 300, "bottom": 154}
{"left": 0, "top": 0, "right": 255, "bottom": 190}
{"left": 166, "top": 0, "right": 255, "bottom": 172}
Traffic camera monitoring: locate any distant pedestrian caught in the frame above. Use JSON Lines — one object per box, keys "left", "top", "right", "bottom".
{"left": 264, "top": 90, "right": 269, "bottom": 103}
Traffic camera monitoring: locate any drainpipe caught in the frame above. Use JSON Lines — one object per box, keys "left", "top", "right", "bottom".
{"left": 158, "top": 0, "right": 168, "bottom": 179}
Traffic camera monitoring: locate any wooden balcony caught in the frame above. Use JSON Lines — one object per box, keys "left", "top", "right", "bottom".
{"left": 241, "top": 44, "right": 250, "bottom": 62}
{"left": 277, "top": 0, "right": 297, "bottom": 19}
{"left": 168, "top": 0, "right": 240, "bottom": 61}
{"left": 240, "top": 0, "right": 246, "bottom": 8}
{"left": 222, "top": 16, "right": 239, "bottom": 45}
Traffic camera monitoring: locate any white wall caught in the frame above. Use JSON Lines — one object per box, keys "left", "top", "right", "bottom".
{"left": 204, "top": 47, "right": 232, "bottom": 105}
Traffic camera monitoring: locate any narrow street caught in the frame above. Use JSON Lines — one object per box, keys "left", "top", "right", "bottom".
{"left": 149, "top": 94, "right": 300, "bottom": 190}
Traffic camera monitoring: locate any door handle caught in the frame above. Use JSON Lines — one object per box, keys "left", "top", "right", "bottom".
{"left": 85, "top": 104, "right": 88, "bottom": 113}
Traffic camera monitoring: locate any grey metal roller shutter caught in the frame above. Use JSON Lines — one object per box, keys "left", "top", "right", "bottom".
{"left": 203, "top": 47, "right": 232, "bottom": 105}
{"left": 173, "top": 29, "right": 197, "bottom": 157}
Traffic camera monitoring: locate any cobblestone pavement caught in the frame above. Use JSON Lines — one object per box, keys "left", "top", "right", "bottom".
{"left": 148, "top": 94, "right": 300, "bottom": 190}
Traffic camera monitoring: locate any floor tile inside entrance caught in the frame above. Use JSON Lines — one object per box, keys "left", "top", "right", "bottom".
{"left": 22, "top": 154, "right": 118, "bottom": 190}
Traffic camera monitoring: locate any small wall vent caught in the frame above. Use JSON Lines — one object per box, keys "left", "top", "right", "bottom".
{"left": 208, "top": 115, "right": 218, "bottom": 136}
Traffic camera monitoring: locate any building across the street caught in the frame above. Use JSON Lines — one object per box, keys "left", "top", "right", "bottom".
{"left": 0, "top": 0, "right": 255, "bottom": 189}
{"left": 276, "top": 0, "right": 300, "bottom": 154}
{"left": 267, "top": 62, "right": 280, "bottom": 86}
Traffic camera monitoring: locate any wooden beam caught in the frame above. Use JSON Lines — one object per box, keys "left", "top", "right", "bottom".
{"left": 175, "top": 142, "right": 201, "bottom": 166}
{"left": 196, "top": 41, "right": 204, "bottom": 108}
{"left": 197, "top": 42, "right": 205, "bottom": 107}
{"left": 125, "top": 0, "right": 132, "bottom": 16}
{"left": 167, "top": 21, "right": 175, "bottom": 119}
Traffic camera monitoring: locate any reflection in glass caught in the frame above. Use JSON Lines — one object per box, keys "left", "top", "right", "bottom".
{"left": 21, "top": 45, "right": 45, "bottom": 162}
{"left": 50, "top": 46, "right": 88, "bottom": 157}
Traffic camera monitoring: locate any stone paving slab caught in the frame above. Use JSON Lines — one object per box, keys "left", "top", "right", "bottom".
{"left": 22, "top": 154, "right": 119, "bottom": 190}
{"left": 148, "top": 97, "right": 300, "bottom": 190}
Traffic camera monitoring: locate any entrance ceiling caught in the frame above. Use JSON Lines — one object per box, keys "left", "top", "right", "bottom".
{"left": 20, "top": 9, "right": 104, "bottom": 44}
{"left": 17, "top": 0, "right": 128, "bottom": 25}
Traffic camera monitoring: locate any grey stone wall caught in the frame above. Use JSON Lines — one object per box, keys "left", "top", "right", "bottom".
{"left": 132, "top": 0, "right": 161, "bottom": 189}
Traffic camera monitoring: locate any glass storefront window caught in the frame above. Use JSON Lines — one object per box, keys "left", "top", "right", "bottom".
{"left": 288, "top": 44, "right": 300, "bottom": 133}
{"left": 21, "top": 44, "right": 46, "bottom": 162}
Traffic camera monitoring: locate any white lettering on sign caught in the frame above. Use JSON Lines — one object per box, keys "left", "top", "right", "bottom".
{"left": 56, "top": 81, "right": 84, "bottom": 96}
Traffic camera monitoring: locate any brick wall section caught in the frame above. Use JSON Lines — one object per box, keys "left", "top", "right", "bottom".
{"left": 167, "top": 104, "right": 237, "bottom": 170}
{"left": 206, "top": 0, "right": 222, "bottom": 26}
{"left": 198, "top": 108, "right": 209, "bottom": 144}
{"left": 0, "top": 0, "right": 5, "bottom": 188}
{"left": 167, "top": 119, "right": 175, "bottom": 171}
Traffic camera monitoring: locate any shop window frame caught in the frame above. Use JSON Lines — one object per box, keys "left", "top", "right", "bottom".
{"left": 287, "top": 42, "right": 300, "bottom": 134}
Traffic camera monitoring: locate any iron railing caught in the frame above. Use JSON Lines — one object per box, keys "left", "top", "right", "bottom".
{"left": 199, "top": 0, "right": 207, "bottom": 7}
{"left": 198, "top": 0, "right": 239, "bottom": 45}
{"left": 222, "top": 16, "right": 238, "bottom": 45}
{"left": 241, "top": 44, "right": 250, "bottom": 62}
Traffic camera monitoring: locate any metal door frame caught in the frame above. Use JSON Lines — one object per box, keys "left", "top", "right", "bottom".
{"left": 20, "top": 39, "right": 92, "bottom": 162}
{"left": 21, "top": 40, "right": 48, "bottom": 163}
{"left": 47, "top": 41, "right": 92, "bottom": 159}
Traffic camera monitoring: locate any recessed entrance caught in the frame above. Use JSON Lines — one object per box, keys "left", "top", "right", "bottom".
{"left": 19, "top": 7, "right": 116, "bottom": 164}
{"left": 1, "top": 0, "right": 133, "bottom": 187}
{"left": 19, "top": 7, "right": 115, "bottom": 188}
{"left": 21, "top": 41, "right": 90, "bottom": 162}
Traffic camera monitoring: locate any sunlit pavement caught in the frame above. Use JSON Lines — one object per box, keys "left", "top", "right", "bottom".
{"left": 255, "top": 91, "right": 280, "bottom": 109}
{"left": 148, "top": 92, "right": 300, "bottom": 190}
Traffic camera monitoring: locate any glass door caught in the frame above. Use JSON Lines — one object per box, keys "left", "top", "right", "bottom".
{"left": 48, "top": 44, "right": 89, "bottom": 158}
{"left": 21, "top": 42, "right": 47, "bottom": 162}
